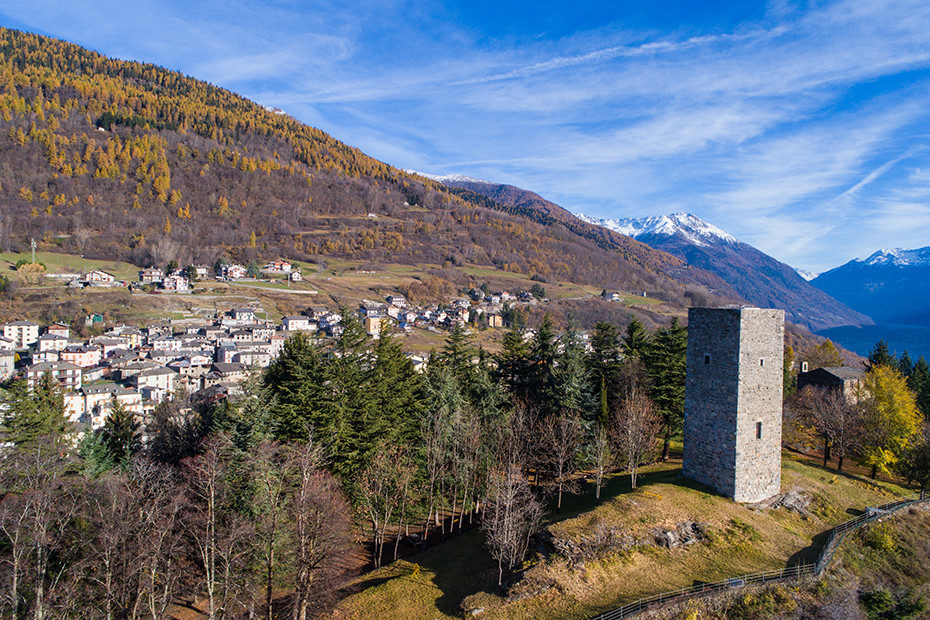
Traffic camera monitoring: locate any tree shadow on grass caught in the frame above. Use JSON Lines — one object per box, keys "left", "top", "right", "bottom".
{"left": 553, "top": 463, "right": 687, "bottom": 522}
{"left": 787, "top": 529, "right": 832, "bottom": 567}
{"left": 413, "top": 528, "right": 500, "bottom": 616}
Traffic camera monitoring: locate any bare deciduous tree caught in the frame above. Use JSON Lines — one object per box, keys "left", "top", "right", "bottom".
{"left": 183, "top": 436, "right": 254, "bottom": 620}
{"left": 483, "top": 462, "right": 544, "bottom": 587}
{"left": 357, "top": 444, "right": 416, "bottom": 569}
{"left": 792, "top": 386, "right": 863, "bottom": 471}
{"left": 286, "top": 441, "right": 350, "bottom": 620}
{"left": 588, "top": 425, "right": 612, "bottom": 501}
{"left": 538, "top": 411, "right": 582, "bottom": 511}
{"left": 610, "top": 388, "right": 662, "bottom": 489}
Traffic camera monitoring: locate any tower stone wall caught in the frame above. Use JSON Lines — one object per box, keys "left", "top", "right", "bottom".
{"left": 682, "top": 307, "right": 784, "bottom": 503}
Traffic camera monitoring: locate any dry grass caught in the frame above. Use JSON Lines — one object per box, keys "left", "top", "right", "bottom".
{"left": 335, "top": 454, "right": 913, "bottom": 620}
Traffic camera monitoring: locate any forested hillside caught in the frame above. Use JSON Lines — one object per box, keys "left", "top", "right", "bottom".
{"left": 0, "top": 28, "right": 732, "bottom": 309}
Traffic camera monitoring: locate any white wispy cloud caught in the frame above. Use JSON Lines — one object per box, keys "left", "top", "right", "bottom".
{"left": 3, "top": 0, "right": 930, "bottom": 270}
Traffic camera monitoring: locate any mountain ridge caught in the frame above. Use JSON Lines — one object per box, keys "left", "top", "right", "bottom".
{"left": 0, "top": 27, "right": 741, "bottom": 322}
{"left": 424, "top": 173, "right": 870, "bottom": 332}
{"left": 812, "top": 245, "right": 930, "bottom": 326}
{"left": 571, "top": 211, "right": 873, "bottom": 332}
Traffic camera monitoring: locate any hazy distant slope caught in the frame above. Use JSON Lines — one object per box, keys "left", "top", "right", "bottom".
{"left": 813, "top": 247, "right": 930, "bottom": 325}
{"left": 424, "top": 168, "right": 868, "bottom": 332}
{"left": 416, "top": 174, "right": 742, "bottom": 301}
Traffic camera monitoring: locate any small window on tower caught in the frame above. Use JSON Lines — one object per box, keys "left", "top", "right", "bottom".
{"left": 756, "top": 422, "right": 763, "bottom": 439}
{"left": 704, "top": 353, "right": 711, "bottom": 365}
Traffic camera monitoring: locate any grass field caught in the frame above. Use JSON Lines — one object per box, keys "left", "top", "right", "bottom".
{"left": 335, "top": 454, "right": 912, "bottom": 620}
{"left": 1, "top": 250, "right": 140, "bottom": 281}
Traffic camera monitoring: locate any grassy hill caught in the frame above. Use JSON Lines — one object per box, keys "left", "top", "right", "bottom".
{"left": 334, "top": 454, "right": 912, "bottom": 620}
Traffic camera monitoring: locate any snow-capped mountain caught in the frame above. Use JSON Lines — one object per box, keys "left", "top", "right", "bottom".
{"left": 405, "top": 171, "right": 488, "bottom": 185}
{"left": 418, "top": 168, "right": 872, "bottom": 331}
{"left": 858, "top": 247, "right": 930, "bottom": 268}
{"left": 576, "top": 212, "right": 738, "bottom": 248}
{"left": 577, "top": 211, "right": 871, "bottom": 331}
{"left": 812, "top": 245, "right": 930, "bottom": 325}
{"left": 795, "top": 268, "right": 819, "bottom": 282}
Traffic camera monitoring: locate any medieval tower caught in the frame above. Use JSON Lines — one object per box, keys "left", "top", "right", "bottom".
{"left": 682, "top": 307, "right": 784, "bottom": 503}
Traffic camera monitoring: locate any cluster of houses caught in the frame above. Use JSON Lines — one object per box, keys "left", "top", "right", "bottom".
{"left": 216, "top": 260, "right": 302, "bottom": 282}
{"left": 0, "top": 307, "right": 320, "bottom": 430}
{"left": 0, "top": 282, "right": 540, "bottom": 431}
{"left": 50, "top": 258, "right": 305, "bottom": 293}
{"left": 350, "top": 290, "right": 513, "bottom": 337}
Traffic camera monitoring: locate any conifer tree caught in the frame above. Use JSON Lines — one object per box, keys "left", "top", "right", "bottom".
{"left": 2, "top": 374, "right": 67, "bottom": 446}
{"left": 328, "top": 312, "right": 374, "bottom": 482}
{"left": 101, "top": 397, "right": 141, "bottom": 467}
{"left": 370, "top": 330, "right": 424, "bottom": 447}
{"left": 621, "top": 317, "right": 651, "bottom": 359}
{"left": 587, "top": 322, "right": 621, "bottom": 426}
{"left": 642, "top": 318, "right": 687, "bottom": 460}
{"left": 495, "top": 329, "right": 531, "bottom": 402}
{"left": 554, "top": 322, "right": 594, "bottom": 420}
{"left": 264, "top": 332, "right": 328, "bottom": 442}
{"left": 908, "top": 357, "right": 930, "bottom": 418}
{"left": 529, "top": 315, "right": 558, "bottom": 417}
{"left": 868, "top": 340, "right": 896, "bottom": 370}
{"left": 439, "top": 323, "right": 474, "bottom": 384}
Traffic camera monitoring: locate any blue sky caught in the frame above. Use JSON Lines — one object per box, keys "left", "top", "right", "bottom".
{"left": 2, "top": 0, "right": 930, "bottom": 273}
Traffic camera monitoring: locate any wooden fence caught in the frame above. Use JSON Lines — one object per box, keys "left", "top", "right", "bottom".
{"left": 591, "top": 492, "right": 927, "bottom": 620}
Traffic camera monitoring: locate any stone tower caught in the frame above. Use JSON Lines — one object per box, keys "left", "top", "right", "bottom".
{"left": 682, "top": 307, "right": 784, "bottom": 503}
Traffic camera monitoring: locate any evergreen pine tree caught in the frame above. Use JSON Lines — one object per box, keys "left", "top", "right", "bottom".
{"left": 899, "top": 350, "right": 914, "bottom": 378}
{"left": 908, "top": 356, "right": 930, "bottom": 419}
{"left": 529, "top": 315, "right": 558, "bottom": 417}
{"left": 621, "top": 317, "right": 651, "bottom": 359}
{"left": 327, "top": 311, "right": 374, "bottom": 482}
{"left": 554, "top": 322, "right": 594, "bottom": 420}
{"left": 371, "top": 329, "right": 425, "bottom": 447}
{"left": 642, "top": 318, "right": 687, "bottom": 460}
{"left": 264, "top": 332, "right": 328, "bottom": 441}
{"left": 587, "top": 322, "right": 621, "bottom": 426}
{"left": 495, "top": 329, "right": 532, "bottom": 402}
{"left": 1, "top": 374, "right": 67, "bottom": 446}
{"left": 868, "top": 340, "right": 896, "bottom": 370}
{"left": 100, "top": 396, "right": 141, "bottom": 467}
{"left": 440, "top": 323, "right": 474, "bottom": 384}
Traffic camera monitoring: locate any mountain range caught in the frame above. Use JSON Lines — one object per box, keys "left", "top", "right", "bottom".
{"left": 812, "top": 247, "right": 930, "bottom": 326}
{"left": 423, "top": 174, "right": 870, "bottom": 332}
{"left": 1, "top": 27, "right": 919, "bottom": 353}
{"left": 0, "top": 27, "right": 744, "bottom": 328}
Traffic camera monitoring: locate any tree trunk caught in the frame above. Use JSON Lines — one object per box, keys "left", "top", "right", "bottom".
{"left": 662, "top": 433, "right": 671, "bottom": 461}
{"left": 871, "top": 464, "right": 877, "bottom": 479}
{"left": 823, "top": 437, "right": 830, "bottom": 466}
{"left": 838, "top": 455, "right": 844, "bottom": 472}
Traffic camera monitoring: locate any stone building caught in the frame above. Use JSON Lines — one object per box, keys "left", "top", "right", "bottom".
{"left": 683, "top": 307, "right": 784, "bottom": 503}
{"left": 797, "top": 366, "right": 864, "bottom": 403}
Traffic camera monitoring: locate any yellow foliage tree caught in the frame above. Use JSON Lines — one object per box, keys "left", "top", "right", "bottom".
{"left": 859, "top": 365, "right": 923, "bottom": 478}
{"left": 164, "top": 215, "right": 171, "bottom": 234}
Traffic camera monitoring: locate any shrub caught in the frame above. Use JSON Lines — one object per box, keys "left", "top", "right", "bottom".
{"left": 860, "top": 522, "right": 896, "bottom": 553}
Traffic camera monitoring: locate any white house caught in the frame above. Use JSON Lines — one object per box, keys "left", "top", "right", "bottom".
{"left": 3, "top": 320, "right": 40, "bottom": 348}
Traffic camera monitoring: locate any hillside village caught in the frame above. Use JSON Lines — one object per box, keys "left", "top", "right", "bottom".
{"left": 0, "top": 261, "right": 558, "bottom": 432}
